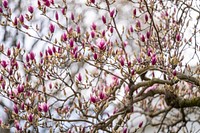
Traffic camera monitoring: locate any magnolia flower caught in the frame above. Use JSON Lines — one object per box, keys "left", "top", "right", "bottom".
{"left": 29, "top": 51, "right": 35, "bottom": 60}
{"left": 55, "top": 11, "right": 59, "bottom": 20}
{"left": 133, "top": 9, "right": 137, "bottom": 16}
{"left": 90, "top": 0, "right": 95, "bottom": 4}
{"left": 71, "top": 13, "right": 74, "bottom": 21}
{"left": 19, "top": 15, "right": 24, "bottom": 23}
{"left": 110, "top": 9, "right": 115, "bottom": 17}
{"left": 27, "top": 113, "right": 34, "bottom": 122}
{"left": 151, "top": 55, "right": 157, "bottom": 65}
{"left": 49, "top": 23, "right": 55, "bottom": 33}
{"left": 13, "top": 104, "right": 18, "bottom": 114}
{"left": 96, "top": 38, "right": 106, "bottom": 51}
{"left": 28, "top": 6, "right": 34, "bottom": 13}
{"left": 145, "top": 14, "right": 148, "bottom": 22}
{"left": 3, "top": 0, "right": 8, "bottom": 8}
{"left": 90, "top": 95, "right": 97, "bottom": 103}
{"left": 102, "top": 15, "right": 106, "bottom": 24}
{"left": 91, "top": 22, "right": 96, "bottom": 30}
{"left": 139, "top": 121, "right": 143, "bottom": 128}
{"left": 76, "top": 25, "right": 81, "bottom": 34}
{"left": 1, "top": 60, "right": 7, "bottom": 68}
{"left": 41, "top": 102, "right": 49, "bottom": 112}
{"left": 93, "top": 53, "right": 98, "bottom": 60}
{"left": 77, "top": 73, "right": 82, "bottom": 82}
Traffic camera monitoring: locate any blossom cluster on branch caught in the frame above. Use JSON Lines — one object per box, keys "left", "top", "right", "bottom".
{"left": 0, "top": 0, "right": 199, "bottom": 132}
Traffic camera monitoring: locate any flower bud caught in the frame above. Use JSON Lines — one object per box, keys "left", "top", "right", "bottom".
{"left": 76, "top": 26, "right": 81, "bottom": 34}
{"left": 91, "top": 22, "right": 96, "bottom": 30}
{"left": 146, "top": 31, "right": 151, "bottom": 39}
{"left": 28, "top": 113, "right": 34, "bottom": 122}
{"left": 48, "top": 47, "right": 53, "bottom": 55}
{"left": 130, "top": 26, "right": 133, "bottom": 33}
{"left": 13, "top": 17, "right": 18, "bottom": 26}
{"left": 19, "top": 15, "right": 24, "bottom": 23}
{"left": 41, "top": 102, "right": 49, "bottom": 112}
{"left": 140, "top": 34, "right": 145, "bottom": 42}
{"left": 61, "top": 33, "right": 67, "bottom": 41}
{"left": 90, "top": 95, "right": 97, "bottom": 103}
{"left": 55, "top": 11, "right": 59, "bottom": 20}
{"left": 93, "top": 53, "right": 97, "bottom": 60}
{"left": 3, "top": 0, "right": 8, "bottom": 8}
{"left": 71, "top": 13, "right": 74, "bottom": 21}
{"left": 28, "top": 6, "right": 34, "bottom": 13}
{"left": 119, "top": 57, "right": 125, "bottom": 66}
{"left": 176, "top": 34, "right": 181, "bottom": 42}
{"left": 133, "top": 9, "right": 136, "bottom": 16}
{"left": 110, "top": 9, "right": 115, "bottom": 18}
{"left": 1, "top": 60, "right": 7, "bottom": 68}
{"left": 13, "top": 104, "right": 18, "bottom": 114}
{"left": 17, "top": 42, "right": 20, "bottom": 49}
{"left": 69, "top": 38, "right": 74, "bottom": 48}
{"left": 110, "top": 27, "right": 113, "bottom": 33}
{"left": 136, "top": 20, "right": 141, "bottom": 29}
{"left": 0, "top": 7, "right": 3, "bottom": 13}
{"left": 90, "top": 0, "right": 95, "bottom": 4}
{"left": 49, "top": 23, "right": 55, "bottom": 33}
{"left": 90, "top": 31, "right": 95, "bottom": 38}
{"left": 139, "top": 121, "right": 143, "bottom": 128}
{"left": 145, "top": 14, "right": 148, "bottom": 22}
{"left": 29, "top": 51, "right": 35, "bottom": 60}
{"left": 102, "top": 15, "right": 106, "bottom": 24}
{"left": 77, "top": 73, "right": 82, "bottom": 82}
{"left": 61, "top": 8, "right": 66, "bottom": 15}
{"left": 151, "top": 55, "right": 157, "bottom": 65}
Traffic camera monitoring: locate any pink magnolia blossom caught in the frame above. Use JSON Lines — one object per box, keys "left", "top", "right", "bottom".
{"left": 91, "top": 22, "right": 96, "bottom": 30}
{"left": 139, "top": 121, "right": 143, "bottom": 128}
{"left": 69, "top": 38, "right": 74, "bottom": 48}
{"left": 93, "top": 53, "right": 98, "bottom": 60}
{"left": 55, "top": 11, "right": 59, "bottom": 20}
{"left": 110, "top": 9, "right": 115, "bottom": 17}
{"left": 49, "top": 23, "right": 55, "bottom": 33}
{"left": 102, "top": 15, "right": 106, "bottom": 24}
{"left": 90, "top": 0, "right": 95, "bottom": 4}
{"left": 61, "top": 32, "right": 67, "bottom": 41}
{"left": 29, "top": 51, "right": 35, "bottom": 60}
{"left": 0, "top": 7, "right": 3, "bottom": 13}
{"left": 77, "top": 73, "right": 82, "bottom": 82}
{"left": 133, "top": 9, "right": 137, "bottom": 16}
{"left": 1, "top": 60, "right": 7, "bottom": 68}
{"left": 28, "top": 6, "right": 34, "bottom": 13}
{"left": 41, "top": 102, "right": 49, "bottom": 112}
{"left": 3, "top": 0, "right": 8, "bottom": 8}
{"left": 119, "top": 57, "right": 125, "bottom": 66}
{"left": 28, "top": 113, "right": 34, "bottom": 122}
{"left": 19, "top": 15, "right": 24, "bottom": 23}
{"left": 71, "top": 13, "right": 74, "bottom": 21}
{"left": 90, "top": 95, "right": 97, "bottom": 103}
{"left": 136, "top": 20, "right": 141, "bottom": 29}
{"left": 151, "top": 55, "right": 157, "bottom": 65}
{"left": 145, "top": 14, "right": 148, "bottom": 22}
{"left": 96, "top": 38, "right": 106, "bottom": 51}
{"left": 90, "top": 31, "right": 95, "bottom": 38}
{"left": 140, "top": 34, "right": 145, "bottom": 42}
{"left": 13, "top": 17, "right": 18, "bottom": 26}
{"left": 176, "top": 33, "right": 181, "bottom": 41}
{"left": 76, "top": 26, "right": 81, "bottom": 34}
{"left": 13, "top": 104, "right": 18, "bottom": 114}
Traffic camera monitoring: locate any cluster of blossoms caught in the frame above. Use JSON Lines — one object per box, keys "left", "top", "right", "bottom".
{"left": 0, "top": 0, "right": 198, "bottom": 133}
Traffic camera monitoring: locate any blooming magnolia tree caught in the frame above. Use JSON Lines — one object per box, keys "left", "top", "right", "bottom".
{"left": 0, "top": 0, "right": 199, "bottom": 132}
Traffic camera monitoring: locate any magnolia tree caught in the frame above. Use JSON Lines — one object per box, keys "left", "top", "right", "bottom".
{"left": 0, "top": 0, "right": 199, "bottom": 132}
